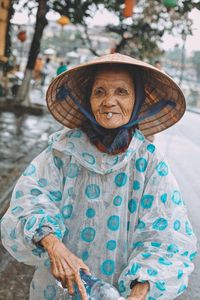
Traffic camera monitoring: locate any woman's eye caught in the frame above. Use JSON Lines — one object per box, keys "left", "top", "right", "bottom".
{"left": 94, "top": 88, "right": 104, "bottom": 96}
{"left": 117, "top": 88, "right": 128, "bottom": 95}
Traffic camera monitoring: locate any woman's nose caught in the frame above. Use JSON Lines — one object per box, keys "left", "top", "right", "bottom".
{"left": 102, "top": 94, "right": 117, "bottom": 107}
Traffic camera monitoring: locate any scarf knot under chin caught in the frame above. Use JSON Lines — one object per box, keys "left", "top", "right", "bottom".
{"left": 81, "top": 120, "right": 137, "bottom": 155}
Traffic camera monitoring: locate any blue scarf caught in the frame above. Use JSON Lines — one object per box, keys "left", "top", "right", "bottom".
{"left": 81, "top": 71, "right": 145, "bottom": 154}
{"left": 56, "top": 69, "right": 175, "bottom": 154}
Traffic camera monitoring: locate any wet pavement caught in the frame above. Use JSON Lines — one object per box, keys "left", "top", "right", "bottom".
{"left": 0, "top": 107, "right": 61, "bottom": 300}
{"left": 0, "top": 107, "right": 199, "bottom": 299}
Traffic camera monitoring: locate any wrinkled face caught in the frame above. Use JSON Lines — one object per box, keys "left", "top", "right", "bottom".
{"left": 90, "top": 67, "right": 135, "bottom": 129}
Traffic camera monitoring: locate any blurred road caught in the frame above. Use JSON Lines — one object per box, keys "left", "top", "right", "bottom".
{"left": 0, "top": 109, "right": 199, "bottom": 299}
{"left": 155, "top": 111, "right": 200, "bottom": 300}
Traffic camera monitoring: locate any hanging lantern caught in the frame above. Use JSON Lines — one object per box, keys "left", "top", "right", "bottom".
{"left": 123, "top": 0, "right": 136, "bottom": 18}
{"left": 17, "top": 30, "right": 27, "bottom": 43}
{"left": 163, "top": 0, "right": 177, "bottom": 8}
{"left": 57, "top": 16, "right": 70, "bottom": 27}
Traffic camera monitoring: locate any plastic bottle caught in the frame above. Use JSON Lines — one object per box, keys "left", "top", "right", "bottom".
{"left": 56, "top": 269, "right": 125, "bottom": 300}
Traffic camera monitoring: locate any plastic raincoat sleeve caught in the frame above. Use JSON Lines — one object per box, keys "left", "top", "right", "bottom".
{"left": 118, "top": 156, "right": 197, "bottom": 300}
{"left": 1, "top": 147, "right": 66, "bottom": 267}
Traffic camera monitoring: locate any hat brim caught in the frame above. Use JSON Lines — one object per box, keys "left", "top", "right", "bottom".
{"left": 46, "top": 53, "right": 186, "bottom": 136}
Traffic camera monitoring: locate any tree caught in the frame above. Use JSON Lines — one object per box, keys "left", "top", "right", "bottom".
{"left": 51, "top": 0, "right": 200, "bottom": 61}
{"left": 16, "top": 0, "right": 49, "bottom": 104}
{"left": 9, "top": 0, "right": 200, "bottom": 105}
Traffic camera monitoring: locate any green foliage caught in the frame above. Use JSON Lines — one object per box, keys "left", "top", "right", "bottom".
{"left": 12, "top": 0, "right": 200, "bottom": 61}
{"left": 49, "top": 0, "right": 199, "bottom": 60}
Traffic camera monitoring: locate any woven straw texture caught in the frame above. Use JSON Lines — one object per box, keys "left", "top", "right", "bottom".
{"left": 46, "top": 53, "right": 186, "bottom": 136}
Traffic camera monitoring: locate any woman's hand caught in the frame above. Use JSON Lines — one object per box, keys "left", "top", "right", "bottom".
{"left": 40, "top": 234, "right": 90, "bottom": 300}
{"left": 127, "top": 281, "right": 149, "bottom": 300}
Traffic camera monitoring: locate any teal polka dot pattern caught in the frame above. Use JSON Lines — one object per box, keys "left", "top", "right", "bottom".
{"left": 67, "top": 163, "right": 79, "bottom": 178}
{"left": 152, "top": 218, "right": 168, "bottom": 231}
{"left": 67, "top": 187, "right": 75, "bottom": 197}
{"left": 189, "top": 252, "right": 197, "bottom": 261}
{"left": 134, "top": 130, "right": 144, "bottom": 141}
{"left": 47, "top": 216, "right": 58, "bottom": 225}
{"left": 128, "top": 199, "right": 137, "bottom": 213}
{"left": 118, "top": 280, "right": 126, "bottom": 293}
{"left": 107, "top": 215, "right": 120, "bottom": 231}
{"left": 82, "top": 152, "right": 96, "bottom": 165}
{"left": 133, "top": 180, "right": 140, "bottom": 190}
{"left": 82, "top": 250, "right": 89, "bottom": 261}
{"left": 147, "top": 144, "right": 156, "bottom": 153}
{"left": 155, "top": 281, "right": 166, "bottom": 291}
{"left": 181, "top": 251, "right": 188, "bottom": 257}
{"left": 142, "top": 253, "right": 152, "bottom": 259}
{"left": 113, "top": 195, "right": 122, "bottom": 206}
{"left": 135, "top": 158, "right": 147, "bottom": 172}
{"left": 86, "top": 208, "right": 96, "bottom": 218}
{"left": 133, "top": 241, "right": 144, "bottom": 248}
{"left": 177, "top": 269, "right": 183, "bottom": 279}
{"left": 11, "top": 206, "right": 24, "bottom": 216}
{"left": 38, "top": 178, "right": 48, "bottom": 188}
{"left": 106, "top": 240, "right": 117, "bottom": 251}
{"left": 115, "top": 172, "right": 127, "bottom": 187}
{"left": 172, "top": 190, "right": 182, "bottom": 205}
{"left": 44, "top": 285, "right": 56, "bottom": 300}
{"left": 167, "top": 244, "right": 179, "bottom": 253}
{"left": 23, "top": 164, "right": 36, "bottom": 176}
{"left": 10, "top": 228, "right": 17, "bottom": 239}
{"left": 11, "top": 245, "right": 18, "bottom": 252}
{"left": 178, "top": 284, "right": 187, "bottom": 294}
{"left": 67, "top": 142, "right": 75, "bottom": 150}
{"left": 31, "top": 188, "right": 42, "bottom": 196}
{"left": 141, "top": 194, "right": 154, "bottom": 209}
{"left": 100, "top": 259, "right": 115, "bottom": 276}
{"left": 156, "top": 161, "right": 168, "bottom": 176}
{"left": 49, "top": 191, "right": 62, "bottom": 202}
{"left": 70, "top": 130, "right": 82, "bottom": 138}
{"left": 158, "top": 257, "right": 173, "bottom": 266}
{"left": 130, "top": 262, "right": 141, "bottom": 275}
{"left": 61, "top": 204, "right": 73, "bottom": 219}
{"left": 147, "top": 268, "right": 158, "bottom": 276}
{"left": 173, "top": 220, "right": 181, "bottom": 231}
{"left": 137, "top": 219, "right": 146, "bottom": 230}
{"left": 151, "top": 242, "right": 161, "bottom": 248}
{"left": 81, "top": 227, "right": 96, "bottom": 242}
{"left": 127, "top": 221, "right": 130, "bottom": 231}
{"left": 44, "top": 259, "right": 51, "bottom": 268}
{"left": 160, "top": 193, "right": 167, "bottom": 204}
{"left": 25, "top": 216, "right": 37, "bottom": 231}
{"left": 53, "top": 156, "right": 63, "bottom": 170}
{"left": 15, "top": 190, "right": 24, "bottom": 199}
{"left": 85, "top": 184, "right": 100, "bottom": 199}
{"left": 185, "top": 221, "right": 193, "bottom": 236}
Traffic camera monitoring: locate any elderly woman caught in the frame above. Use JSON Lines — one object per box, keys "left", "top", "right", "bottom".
{"left": 1, "top": 53, "right": 197, "bottom": 300}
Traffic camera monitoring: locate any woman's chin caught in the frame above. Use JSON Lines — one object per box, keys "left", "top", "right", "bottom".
{"left": 97, "top": 120, "right": 125, "bottom": 129}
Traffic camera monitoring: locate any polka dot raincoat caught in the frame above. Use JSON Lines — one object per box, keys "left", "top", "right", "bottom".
{"left": 1, "top": 128, "right": 197, "bottom": 300}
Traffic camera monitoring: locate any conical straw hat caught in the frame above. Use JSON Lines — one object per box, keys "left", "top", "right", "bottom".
{"left": 46, "top": 53, "right": 186, "bottom": 136}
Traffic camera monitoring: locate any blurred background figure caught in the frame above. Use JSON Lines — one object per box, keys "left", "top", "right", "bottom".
{"left": 41, "top": 57, "right": 51, "bottom": 86}
{"left": 33, "top": 56, "right": 44, "bottom": 82}
{"left": 56, "top": 60, "right": 69, "bottom": 75}
{"left": 154, "top": 60, "right": 163, "bottom": 70}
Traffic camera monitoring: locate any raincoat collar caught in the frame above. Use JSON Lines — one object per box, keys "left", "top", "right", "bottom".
{"left": 49, "top": 128, "right": 146, "bottom": 175}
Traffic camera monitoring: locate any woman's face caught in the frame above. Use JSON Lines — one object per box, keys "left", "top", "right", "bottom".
{"left": 90, "top": 67, "right": 135, "bottom": 129}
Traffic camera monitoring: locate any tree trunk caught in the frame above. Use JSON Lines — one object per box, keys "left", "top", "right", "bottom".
{"left": 16, "top": 0, "right": 48, "bottom": 105}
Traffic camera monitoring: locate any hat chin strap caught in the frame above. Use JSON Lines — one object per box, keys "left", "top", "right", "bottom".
{"left": 56, "top": 85, "right": 176, "bottom": 129}
{"left": 123, "top": 99, "right": 176, "bottom": 129}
